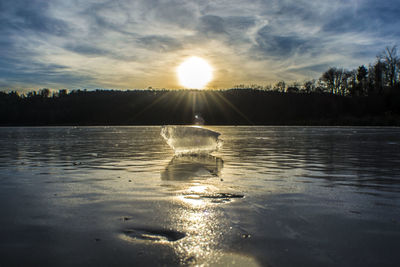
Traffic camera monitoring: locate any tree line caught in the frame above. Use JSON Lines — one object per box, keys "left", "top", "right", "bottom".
{"left": 0, "top": 46, "right": 399, "bottom": 126}
{"left": 234, "top": 46, "right": 400, "bottom": 96}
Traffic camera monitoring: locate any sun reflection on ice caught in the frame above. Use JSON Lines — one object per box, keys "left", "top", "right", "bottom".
{"left": 173, "top": 190, "right": 222, "bottom": 264}
{"left": 171, "top": 183, "right": 258, "bottom": 266}
{"left": 160, "top": 154, "right": 258, "bottom": 265}
{"left": 177, "top": 184, "right": 209, "bottom": 207}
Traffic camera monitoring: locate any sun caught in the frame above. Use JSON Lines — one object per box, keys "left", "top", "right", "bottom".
{"left": 177, "top": 56, "right": 213, "bottom": 89}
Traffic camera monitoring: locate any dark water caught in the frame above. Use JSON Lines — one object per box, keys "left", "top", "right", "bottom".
{"left": 0, "top": 126, "right": 399, "bottom": 266}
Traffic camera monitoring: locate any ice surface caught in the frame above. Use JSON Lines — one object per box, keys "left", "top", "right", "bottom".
{"left": 160, "top": 125, "right": 222, "bottom": 154}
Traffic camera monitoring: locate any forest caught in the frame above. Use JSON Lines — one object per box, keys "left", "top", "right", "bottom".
{"left": 1, "top": 46, "right": 400, "bottom": 126}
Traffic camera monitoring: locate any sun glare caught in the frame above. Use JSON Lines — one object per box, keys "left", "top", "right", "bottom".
{"left": 177, "top": 57, "right": 213, "bottom": 89}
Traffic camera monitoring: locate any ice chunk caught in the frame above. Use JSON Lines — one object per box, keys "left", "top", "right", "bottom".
{"left": 161, "top": 125, "right": 222, "bottom": 154}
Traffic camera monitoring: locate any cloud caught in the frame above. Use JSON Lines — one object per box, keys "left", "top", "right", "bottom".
{"left": 1, "top": 0, "right": 400, "bottom": 90}
{"left": 322, "top": 0, "right": 400, "bottom": 35}
{"left": 198, "top": 15, "right": 226, "bottom": 35}
{"left": 286, "top": 63, "right": 332, "bottom": 76}
{"left": 64, "top": 44, "right": 110, "bottom": 57}
{"left": 254, "top": 25, "right": 315, "bottom": 58}
{"left": 0, "top": 57, "right": 93, "bottom": 89}
{"left": 139, "top": 0, "right": 198, "bottom": 28}
{"left": 196, "top": 15, "right": 257, "bottom": 44}
{"left": 224, "top": 16, "right": 256, "bottom": 31}
{"left": 0, "top": 0, "right": 70, "bottom": 36}
{"left": 137, "top": 35, "right": 183, "bottom": 52}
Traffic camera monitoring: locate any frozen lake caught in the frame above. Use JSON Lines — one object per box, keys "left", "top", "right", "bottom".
{"left": 0, "top": 126, "right": 399, "bottom": 266}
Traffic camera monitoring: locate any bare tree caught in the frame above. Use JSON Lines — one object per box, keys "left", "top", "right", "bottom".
{"left": 379, "top": 45, "right": 399, "bottom": 87}
{"left": 347, "top": 70, "right": 357, "bottom": 96}
{"left": 321, "top": 68, "right": 336, "bottom": 94}
{"left": 397, "top": 59, "right": 400, "bottom": 85}
{"left": 321, "top": 67, "right": 346, "bottom": 94}
{"left": 340, "top": 70, "right": 352, "bottom": 96}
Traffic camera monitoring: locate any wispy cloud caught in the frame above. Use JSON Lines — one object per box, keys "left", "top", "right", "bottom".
{"left": 1, "top": 0, "right": 399, "bottom": 90}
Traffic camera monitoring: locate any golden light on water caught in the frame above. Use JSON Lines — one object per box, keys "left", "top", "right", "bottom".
{"left": 177, "top": 57, "right": 213, "bottom": 89}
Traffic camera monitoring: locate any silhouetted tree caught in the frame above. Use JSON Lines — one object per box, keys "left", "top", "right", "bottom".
{"left": 58, "top": 89, "right": 68, "bottom": 97}
{"left": 303, "top": 80, "right": 315, "bottom": 93}
{"left": 374, "top": 60, "right": 385, "bottom": 95}
{"left": 322, "top": 68, "right": 335, "bottom": 93}
{"left": 286, "top": 86, "right": 299, "bottom": 93}
{"left": 347, "top": 70, "right": 357, "bottom": 96}
{"left": 340, "top": 70, "right": 352, "bottom": 96}
{"left": 322, "top": 67, "right": 346, "bottom": 95}
{"left": 39, "top": 88, "right": 51, "bottom": 98}
{"left": 379, "top": 46, "right": 399, "bottom": 87}
{"left": 275, "top": 81, "right": 286, "bottom": 92}
{"left": 286, "top": 82, "right": 300, "bottom": 93}
{"left": 27, "top": 91, "right": 37, "bottom": 98}
{"left": 264, "top": 84, "right": 272, "bottom": 91}
{"left": 356, "top": 65, "right": 368, "bottom": 95}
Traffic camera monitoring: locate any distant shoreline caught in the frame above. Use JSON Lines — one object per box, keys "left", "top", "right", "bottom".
{"left": 2, "top": 118, "right": 400, "bottom": 127}
{"left": 1, "top": 89, "right": 400, "bottom": 126}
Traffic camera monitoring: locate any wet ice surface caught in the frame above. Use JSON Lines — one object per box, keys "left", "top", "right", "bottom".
{"left": 0, "top": 126, "right": 400, "bottom": 266}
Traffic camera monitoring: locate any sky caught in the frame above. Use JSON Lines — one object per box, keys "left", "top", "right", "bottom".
{"left": 1, "top": 0, "right": 399, "bottom": 91}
